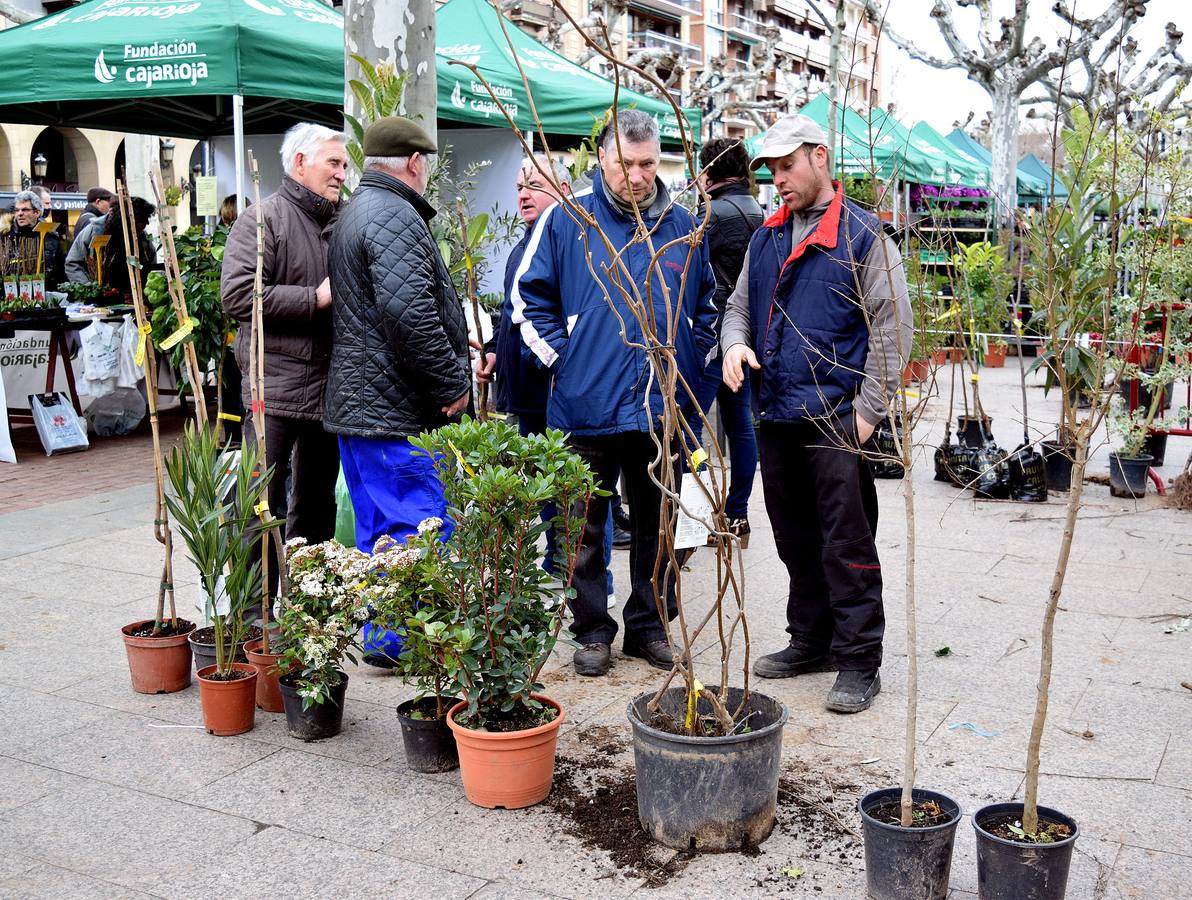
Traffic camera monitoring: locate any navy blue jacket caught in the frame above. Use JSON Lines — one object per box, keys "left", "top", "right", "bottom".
{"left": 512, "top": 170, "right": 718, "bottom": 436}
{"left": 747, "top": 186, "right": 880, "bottom": 424}
{"left": 490, "top": 230, "right": 550, "bottom": 415}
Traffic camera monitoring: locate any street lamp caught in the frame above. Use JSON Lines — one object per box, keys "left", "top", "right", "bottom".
{"left": 160, "top": 139, "right": 176, "bottom": 166}
{"left": 32, "top": 152, "right": 47, "bottom": 183}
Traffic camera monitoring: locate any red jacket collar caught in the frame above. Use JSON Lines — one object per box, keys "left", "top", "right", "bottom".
{"left": 764, "top": 181, "right": 844, "bottom": 267}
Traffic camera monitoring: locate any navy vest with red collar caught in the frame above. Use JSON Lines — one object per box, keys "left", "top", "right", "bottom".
{"left": 746, "top": 184, "right": 882, "bottom": 424}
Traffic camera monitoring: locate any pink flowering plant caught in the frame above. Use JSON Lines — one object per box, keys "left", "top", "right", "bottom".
{"left": 278, "top": 538, "right": 373, "bottom": 709}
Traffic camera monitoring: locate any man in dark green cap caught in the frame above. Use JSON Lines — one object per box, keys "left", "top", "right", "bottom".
{"left": 323, "top": 114, "right": 471, "bottom": 571}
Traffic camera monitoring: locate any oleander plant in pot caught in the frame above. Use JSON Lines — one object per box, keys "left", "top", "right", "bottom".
{"left": 274, "top": 538, "right": 371, "bottom": 741}
{"left": 364, "top": 527, "right": 466, "bottom": 774}
{"left": 411, "top": 417, "right": 597, "bottom": 809}
{"left": 164, "top": 422, "right": 277, "bottom": 736}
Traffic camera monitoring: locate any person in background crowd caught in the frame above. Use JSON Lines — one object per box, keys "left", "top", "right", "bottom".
{"left": 721, "top": 114, "right": 911, "bottom": 713}
{"left": 65, "top": 197, "right": 155, "bottom": 289}
{"left": 220, "top": 195, "right": 239, "bottom": 228}
{"left": 322, "top": 116, "right": 471, "bottom": 665}
{"left": 220, "top": 122, "right": 345, "bottom": 571}
{"left": 5, "top": 190, "right": 65, "bottom": 290}
{"left": 75, "top": 187, "right": 114, "bottom": 239}
{"left": 695, "top": 137, "right": 764, "bottom": 548}
{"left": 514, "top": 109, "right": 718, "bottom": 677}
{"left": 33, "top": 186, "right": 67, "bottom": 242}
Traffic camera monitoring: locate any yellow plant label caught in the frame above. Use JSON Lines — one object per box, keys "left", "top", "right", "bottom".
{"left": 254, "top": 502, "right": 270, "bottom": 516}
{"left": 160, "top": 318, "right": 194, "bottom": 350}
{"left": 690, "top": 447, "right": 708, "bottom": 471}
{"left": 217, "top": 412, "right": 242, "bottom": 423}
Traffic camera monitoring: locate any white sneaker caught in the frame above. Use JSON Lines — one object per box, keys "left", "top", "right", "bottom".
{"left": 607, "top": 593, "right": 617, "bottom": 609}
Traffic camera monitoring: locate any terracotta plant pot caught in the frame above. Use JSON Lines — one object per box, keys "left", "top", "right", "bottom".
{"left": 243, "top": 638, "right": 292, "bottom": 713}
{"left": 447, "top": 694, "right": 565, "bottom": 809}
{"left": 121, "top": 619, "right": 196, "bottom": 694}
{"left": 903, "top": 359, "right": 930, "bottom": 385}
{"left": 196, "top": 663, "right": 258, "bottom": 736}
{"left": 947, "top": 347, "right": 964, "bottom": 364}
{"left": 931, "top": 348, "right": 949, "bottom": 366}
{"left": 984, "top": 346, "right": 1006, "bottom": 368}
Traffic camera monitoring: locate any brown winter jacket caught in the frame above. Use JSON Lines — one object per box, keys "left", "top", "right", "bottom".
{"left": 220, "top": 177, "right": 338, "bottom": 421}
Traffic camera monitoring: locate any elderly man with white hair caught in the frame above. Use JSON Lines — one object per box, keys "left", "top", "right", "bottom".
{"left": 220, "top": 121, "right": 347, "bottom": 564}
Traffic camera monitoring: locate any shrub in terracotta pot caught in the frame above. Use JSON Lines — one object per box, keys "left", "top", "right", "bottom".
{"left": 165, "top": 422, "right": 277, "bottom": 736}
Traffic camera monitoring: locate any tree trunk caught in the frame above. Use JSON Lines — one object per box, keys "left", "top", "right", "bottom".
{"left": 989, "top": 83, "right": 1019, "bottom": 225}
{"left": 343, "top": 0, "right": 437, "bottom": 141}
{"left": 826, "top": 0, "right": 845, "bottom": 168}
{"left": 899, "top": 462, "right": 918, "bottom": 827}
{"left": 1022, "top": 432, "right": 1088, "bottom": 834}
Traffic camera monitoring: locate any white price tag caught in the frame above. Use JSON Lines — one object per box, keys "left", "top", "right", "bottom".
{"left": 673, "top": 471, "right": 713, "bottom": 550}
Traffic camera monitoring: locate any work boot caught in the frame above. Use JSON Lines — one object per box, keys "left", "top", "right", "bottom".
{"left": 752, "top": 642, "right": 834, "bottom": 679}
{"left": 612, "top": 522, "right": 632, "bottom": 549}
{"left": 574, "top": 642, "right": 611, "bottom": 676}
{"left": 707, "top": 516, "right": 751, "bottom": 549}
{"left": 826, "top": 669, "right": 881, "bottom": 713}
{"left": 622, "top": 637, "right": 675, "bottom": 671}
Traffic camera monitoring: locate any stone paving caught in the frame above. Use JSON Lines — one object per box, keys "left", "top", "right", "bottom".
{"left": 1, "top": 363, "right": 1190, "bottom": 899}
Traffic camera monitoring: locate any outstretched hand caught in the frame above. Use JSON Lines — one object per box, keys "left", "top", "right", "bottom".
{"left": 722, "top": 343, "right": 760, "bottom": 393}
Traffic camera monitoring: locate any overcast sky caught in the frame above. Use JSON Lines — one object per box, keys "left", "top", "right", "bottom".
{"left": 879, "top": 0, "right": 1188, "bottom": 133}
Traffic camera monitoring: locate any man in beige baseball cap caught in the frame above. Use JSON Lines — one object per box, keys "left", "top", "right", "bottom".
{"left": 718, "top": 110, "right": 912, "bottom": 714}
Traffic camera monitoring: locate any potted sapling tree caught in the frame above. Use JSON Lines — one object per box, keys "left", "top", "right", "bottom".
{"left": 165, "top": 422, "right": 276, "bottom": 736}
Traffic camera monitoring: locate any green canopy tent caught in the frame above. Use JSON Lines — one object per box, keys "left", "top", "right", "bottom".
{"left": 1017, "top": 153, "right": 1069, "bottom": 201}
{"left": 945, "top": 129, "right": 1048, "bottom": 198}
{"left": 908, "top": 120, "right": 989, "bottom": 188}
{"left": 436, "top": 0, "right": 700, "bottom": 146}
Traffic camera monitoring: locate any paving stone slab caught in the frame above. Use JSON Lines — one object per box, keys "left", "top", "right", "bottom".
{"left": 378, "top": 794, "right": 648, "bottom": 899}
{"left": 1155, "top": 736, "right": 1191, "bottom": 791}
{"left": 145, "top": 823, "right": 484, "bottom": 899}
{"left": 0, "top": 684, "right": 117, "bottom": 754}
{"left": 0, "top": 780, "right": 258, "bottom": 890}
{"left": 9, "top": 709, "right": 280, "bottom": 800}
{"left": 186, "top": 747, "right": 462, "bottom": 851}
{"left": 466, "top": 883, "right": 573, "bottom": 900}
{"left": 246, "top": 697, "right": 405, "bottom": 769}
{"left": 0, "top": 863, "right": 162, "bottom": 899}
{"left": 1105, "top": 845, "right": 1192, "bottom": 899}
{"left": 1071, "top": 680, "right": 1192, "bottom": 734}
{"left": 0, "top": 757, "right": 90, "bottom": 815}
{"left": 640, "top": 851, "right": 865, "bottom": 898}
{"left": 52, "top": 676, "right": 204, "bottom": 725}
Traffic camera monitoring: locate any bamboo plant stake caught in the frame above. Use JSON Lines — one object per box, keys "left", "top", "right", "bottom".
{"left": 149, "top": 167, "right": 208, "bottom": 426}
{"left": 116, "top": 180, "right": 177, "bottom": 635}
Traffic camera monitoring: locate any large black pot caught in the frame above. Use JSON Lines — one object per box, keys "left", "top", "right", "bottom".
{"left": 188, "top": 626, "right": 256, "bottom": 674}
{"left": 278, "top": 673, "right": 348, "bottom": 741}
{"left": 957, "top": 415, "right": 993, "bottom": 448}
{"left": 1108, "top": 452, "right": 1153, "bottom": 498}
{"left": 628, "top": 687, "right": 788, "bottom": 851}
{"left": 858, "top": 787, "right": 962, "bottom": 900}
{"left": 973, "top": 803, "right": 1079, "bottom": 900}
{"left": 1040, "top": 441, "right": 1075, "bottom": 493}
{"left": 396, "top": 696, "right": 460, "bottom": 773}
{"left": 1143, "top": 431, "right": 1168, "bottom": 467}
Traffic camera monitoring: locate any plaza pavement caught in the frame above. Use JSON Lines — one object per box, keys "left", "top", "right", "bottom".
{"left": 1, "top": 362, "right": 1189, "bottom": 899}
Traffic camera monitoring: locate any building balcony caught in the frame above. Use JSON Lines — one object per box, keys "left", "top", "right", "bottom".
{"left": 504, "top": 0, "right": 554, "bottom": 27}
{"left": 627, "top": 30, "right": 704, "bottom": 64}
{"left": 806, "top": 38, "right": 831, "bottom": 66}
{"left": 726, "top": 10, "right": 765, "bottom": 41}
{"left": 768, "top": 0, "right": 810, "bottom": 19}
{"left": 628, "top": 0, "right": 702, "bottom": 20}
{"left": 776, "top": 25, "right": 809, "bottom": 56}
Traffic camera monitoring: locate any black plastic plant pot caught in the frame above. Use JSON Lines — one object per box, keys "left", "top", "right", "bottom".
{"left": 1040, "top": 441, "right": 1075, "bottom": 493}
{"left": 188, "top": 627, "right": 250, "bottom": 674}
{"left": 957, "top": 415, "right": 993, "bottom": 448}
{"left": 278, "top": 673, "right": 348, "bottom": 741}
{"left": 1143, "top": 431, "right": 1168, "bottom": 468}
{"left": 973, "top": 803, "right": 1079, "bottom": 900}
{"left": 397, "top": 696, "right": 460, "bottom": 773}
{"left": 627, "top": 687, "right": 788, "bottom": 851}
{"left": 858, "top": 787, "right": 962, "bottom": 900}
{"left": 1108, "top": 452, "right": 1153, "bottom": 498}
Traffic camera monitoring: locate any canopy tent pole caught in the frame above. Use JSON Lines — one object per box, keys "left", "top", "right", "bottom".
{"left": 234, "top": 94, "right": 246, "bottom": 214}
{"left": 203, "top": 139, "right": 216, "bottom": 233}
{"left": 526, "top": 129, "right": 533, "bottom": 154}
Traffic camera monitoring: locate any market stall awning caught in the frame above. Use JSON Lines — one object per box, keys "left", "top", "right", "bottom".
{"left": 0, "top": 0, "right": 345, "bottom": 137}
{"left": 435, "top": 0, "right": 699, "bottom": 145}
{"left": 908, "top": 120, "right": 989, "bottom": 188}
{"left": 1017, "top": 153, "right": 1069, "bottom": 199}
{"left": 945, "top": 129, "right": 1049, "bottom": 197}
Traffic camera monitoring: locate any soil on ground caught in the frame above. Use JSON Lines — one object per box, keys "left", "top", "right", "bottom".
{"left": 547, "top": 726, "right": 863, "bottom": 889}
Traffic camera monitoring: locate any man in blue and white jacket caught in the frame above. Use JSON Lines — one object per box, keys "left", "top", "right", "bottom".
{"left": 512, "top": 109, "right": 718, "bottom": 677}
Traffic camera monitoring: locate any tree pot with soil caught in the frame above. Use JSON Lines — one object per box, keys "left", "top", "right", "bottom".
{"left": 1143, "top": 431, "right": 1168, "bottom": 467}
{"left": 858, "top": 787, "right": 962, "bottom": 900}
{"left": 973, "top": 802, "right": 1079, "bottom": 900}
{"left": 957, "top": 414, "right": 993, "bottom": 447}
{"left": 1108, "top": 451, "right": 1153, "bottom": 498}
{"left": 196, "top": 663, "right": 258, "bottom": 735}
{"left": 189, "top": 625, "right": 259, "bottom": 674}
{"left": 397, "top": 696, "right": 460, "bottom": 773}
{"left": 984, "top": 344, "right": 1007, "bottom": 368}
{"left": 448, "top": 694, "right": 565, "bottom": 808}
{"left": 1040, "top": 441, "right": 1076, "bottom": 492}
{"left": 121, "top": 618, "right": 196, "bottom": 694}
{"left": 903, "top": 359, "right": 930, "bottom": 385}
{"left": 244, "top": 636, "right": 293, "bottom": 713}
{"left": 627, "top": 687, "right": 788, "bottom": 851}
{"left": 278, "top": 672, "right": 349, "bottom": 741}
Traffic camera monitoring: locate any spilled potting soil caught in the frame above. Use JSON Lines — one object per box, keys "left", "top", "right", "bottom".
{"left": 546, "top": 727, "right": 863, "bottom": 889}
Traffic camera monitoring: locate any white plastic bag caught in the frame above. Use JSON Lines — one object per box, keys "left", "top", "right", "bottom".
{"left": 28, "top": 391, "right": 89, "bottom": 456}
{"left": 79, "top": 319, "right": 121, "bottom": 388}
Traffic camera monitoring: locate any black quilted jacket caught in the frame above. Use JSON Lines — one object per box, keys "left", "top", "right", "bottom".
{"left": 322, "top": 171, "right": 471, "bottom": 438}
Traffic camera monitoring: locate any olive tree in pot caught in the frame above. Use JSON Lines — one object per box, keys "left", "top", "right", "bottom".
{"left": 970, "top": 105, "right": 1185, "bottom": 900}
{"left": 274, "top": 539, "right": 371, "bottom": 741}
{"left": 165, "top": 422, "right": 276, "bottom": 736}
{"left": 411, "top": 418, "right": 597, "bottom": 809}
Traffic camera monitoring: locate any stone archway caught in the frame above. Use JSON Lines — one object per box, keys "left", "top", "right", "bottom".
{"left": 30, "top": 126, "right": 100, "bottom": 193}
{"left": 0, "top": 126, "right": 13, "bottom": 192}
